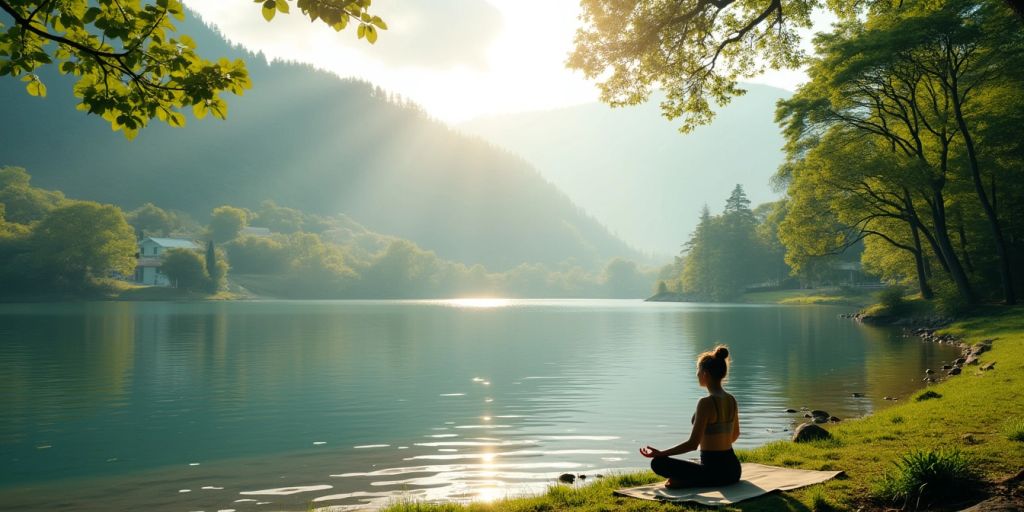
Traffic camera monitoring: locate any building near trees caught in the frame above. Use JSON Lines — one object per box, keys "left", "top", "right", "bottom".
{"left": 135, "top": 237, "right": 201, "bottom": 286}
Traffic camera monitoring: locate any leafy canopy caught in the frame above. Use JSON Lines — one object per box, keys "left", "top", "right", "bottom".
{"left": 0, "top": 0, "right": 386, "bottom": 139}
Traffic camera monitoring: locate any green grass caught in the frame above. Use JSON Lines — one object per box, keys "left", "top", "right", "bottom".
{"left": 740, "top": 287, "right": 879, "bottom": 306}
{"left": 362, "top": 305, "right": 1024, "bottom": 512}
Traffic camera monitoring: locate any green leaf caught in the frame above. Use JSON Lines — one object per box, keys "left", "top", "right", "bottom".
{"left": 168, "top": 111, "right": 186, "bottom": 127}
{"left": 83, "top": 7, "right": 101, "bottom": 24}
{"left": 276, "top": 0, "right": 290, "bottom": 14}
{"left": 193, "top": 102, "right": 208, "bottom": 120}
{"left": 371, "top": 16, "right": 387, "bottom": 30}
{"left": 262, "top": 1, "right": 276, "bottom": 21}
{"left": 365, "top": 25, "right": 377, "bottom": 44}
{"left": 25, "top": 77, "right": 46, "bottom": 97}
{"left": 357, "top": 24, "right": 366, "bottom": 39}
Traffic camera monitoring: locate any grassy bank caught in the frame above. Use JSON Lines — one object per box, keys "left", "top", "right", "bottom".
{"left": 0, "top": 279, "right": 244, "bottom": 302}
{"left": 739, "top": 287, "right": 880, "bottom": 307}
{"left": 371, "top": 306, "right": 1024, "bottom": 512}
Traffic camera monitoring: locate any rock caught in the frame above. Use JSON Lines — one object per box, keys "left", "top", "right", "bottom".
{"left": 981, "top": 361, "right": 997, "bottom": 371}
{"left": 804, "top": 413, "right": 813, "bottom": 418}
{"left": 884, "top": 396, "right": 895, "bottom": 400}
{"left": 829, "top": 416, "right": 841, "bottom": 423}
{"left": 916, "top": 390, "right": 942, "bottom": 401}
{"left": 594, "top": 474, "right": 604, "bottom": 479}
{"left": 954, "top": 357, "right": 966, "bottom": 365}
{"left": 577, "top": 474, "right": 587, "bottom": 480}
{"left": 958, "top": 496, "right": 1024, "bottom": 512}
{"left": 942, "top": 364, "right": 953, "bottom": 370}
{"left": 948, "top": 367, "right": 962, "bottom": 376}
{"left": 792, "top": 422, "right": 831, "bottom": 443}
{"left": 851, "top": 392, "right": 865, "bottom": 397}
{"left": 558, "top": 473, "right": 575, "bottom": 484}
{"left": 925, "top": 368, "right": 935, "bottom": 374}
{"left": 785, "top": 408, "right": 798, "bottom": 413}
{"left": 811, "top": 409, "right": 830, "bottom": 418}
{"left": 964, "top": 355, "right": 979, "bottom": 365}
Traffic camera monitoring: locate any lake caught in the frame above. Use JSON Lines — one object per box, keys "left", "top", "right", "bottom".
{"left": 0, "top": 299, "right": 958, "bottom": 511}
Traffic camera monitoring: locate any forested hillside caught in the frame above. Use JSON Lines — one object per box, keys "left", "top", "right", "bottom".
{"left": 0, "top": 16, "right": 640, "bottom": 271}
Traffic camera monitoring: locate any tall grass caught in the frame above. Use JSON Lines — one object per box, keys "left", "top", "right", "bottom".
{"left": 874, "top": 448, "right": 980, "bottom": 508}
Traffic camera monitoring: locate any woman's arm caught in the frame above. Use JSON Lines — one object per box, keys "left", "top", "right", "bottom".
{"left": 641, "top": 398, "right": 707, "bottom": 458}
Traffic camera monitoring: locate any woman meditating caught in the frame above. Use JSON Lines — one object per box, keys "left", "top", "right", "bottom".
{"left": 639, "top": 345, "right": 741, "bottom": 488}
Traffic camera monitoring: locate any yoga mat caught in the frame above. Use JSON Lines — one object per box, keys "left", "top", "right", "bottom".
{"left": 614, "top": 463, "right": 843, "bottom": 506}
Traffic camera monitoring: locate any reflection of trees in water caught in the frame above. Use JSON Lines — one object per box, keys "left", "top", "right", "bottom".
{"left": 676, "top": 307, "right": 955, "bottom": 416}
{"left": 0, "top": 303, "right": 136, "bottom": 438}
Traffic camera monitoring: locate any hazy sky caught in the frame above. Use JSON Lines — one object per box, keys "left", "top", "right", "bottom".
{"left": 184, "top": 0, "right": 831, "bottom": 123}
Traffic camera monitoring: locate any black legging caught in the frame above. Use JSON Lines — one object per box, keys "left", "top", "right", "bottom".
{"left": 650, "top": 449, "right": 741, "bottom": 487}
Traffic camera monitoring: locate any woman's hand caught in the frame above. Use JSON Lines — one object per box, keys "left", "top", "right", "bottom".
{"left": 639, "top": 445, "right": 664, "bottom": 458}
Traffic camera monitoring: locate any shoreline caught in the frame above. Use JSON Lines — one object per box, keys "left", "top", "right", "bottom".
{"left": 375, "top": 304, "right": 1024, "bottom": 512}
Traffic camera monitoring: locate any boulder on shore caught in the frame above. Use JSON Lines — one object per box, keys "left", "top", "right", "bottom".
{"left": 793, "top": 422, "right": 831, "bottom": 443}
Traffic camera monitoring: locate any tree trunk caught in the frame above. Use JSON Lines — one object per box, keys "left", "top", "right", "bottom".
{"left": 910, "top": 222, "right": 934, "bottom": 299}
{"left": 929, "top": 187, "right": 977, "bottom": 304}
{"left": 951, "top": 95, "right": 1017, "bottom": 304}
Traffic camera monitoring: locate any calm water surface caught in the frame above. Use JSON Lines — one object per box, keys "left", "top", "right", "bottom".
{"left": 0, "top": 299, "right": 958, "bottom": 511}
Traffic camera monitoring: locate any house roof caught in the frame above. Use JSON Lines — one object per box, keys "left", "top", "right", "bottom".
{"left": 142, "top": 237, "right": 200, "bottom": 249}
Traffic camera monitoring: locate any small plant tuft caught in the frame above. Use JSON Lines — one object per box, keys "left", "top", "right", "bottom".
{"left": 805, "top": 484, "right": 835, "bottom": 511}
{"left": 915, "top": 390, "right": 942, "bottom": 402}
{"left": 890, "top": 414, "right": 905, "bottom": 424}
{"left": 1005, "top": 418, "right": 1024, "bottom": 442}
{"left": 874, "top": 448, "right": 980, "bottom": 508}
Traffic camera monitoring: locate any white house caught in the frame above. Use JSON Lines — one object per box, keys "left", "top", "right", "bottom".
{"left": 135, "top": 237, "right": 201, "bottom": 286}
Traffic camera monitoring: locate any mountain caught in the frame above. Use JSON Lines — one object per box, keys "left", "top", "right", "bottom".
{"left": 0, "top": 17, "right": 641, "bottom": 271}
{"left": 459, "top": 85, "right": 792, "bottom": 256}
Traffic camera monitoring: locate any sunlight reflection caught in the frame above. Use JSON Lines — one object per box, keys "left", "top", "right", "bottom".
{"left": 445, "top": 298, "right": 513, "bottom": 309}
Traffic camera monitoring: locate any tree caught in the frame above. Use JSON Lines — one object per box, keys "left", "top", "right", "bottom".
{"left": 256, "top": 200, "right": 304, "bottom": 234}
{"left": 568, "top": 0, "right": 1024, "bottom": 132}
{"left": 127, "top": 202, "right": 176, "bottom": 236}
{"left": 205, "top": 239, "right": 227, "bottom": 292}
{"left": 602, "top": 257, "right": 650, "bottom": 298}
{"left": 209, "top": 205, "right": 248, "bottom": 243}
{"left": 30, "top": 201, "right": 136, "bottom": 287}
{"left": 225, "top": 235, "right": 290, "bottom": 274}
{"left": 160, "top": 247, "right": 208, "bottom": 291}
{"left": 0, "top": 166, "right": 65, "bottom": 223}
{"left": 777, "top": 0, "right": 1024, "bottom": 304}
{"left": 0, "top": 0, "right": 386, "bottom": 138}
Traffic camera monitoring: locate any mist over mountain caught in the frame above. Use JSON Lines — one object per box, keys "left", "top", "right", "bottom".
{"left": 0, "top": 16, "right": 642, "bottom": 271}
{"left": 459, "top": 85, "right": 792, "bottom": 256}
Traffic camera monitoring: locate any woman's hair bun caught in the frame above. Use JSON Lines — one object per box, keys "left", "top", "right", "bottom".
{"left": 714, "top": 345, "right": 730, "bottom": 360}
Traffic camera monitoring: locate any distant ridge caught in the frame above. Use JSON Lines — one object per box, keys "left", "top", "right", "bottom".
{"left": 460, "top": 84, "right": 792, "bottom": 255}
{"left": 0, "top": 15, "right": 643, "bottom": 271}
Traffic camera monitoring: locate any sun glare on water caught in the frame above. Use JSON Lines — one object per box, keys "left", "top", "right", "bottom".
{"left": 446, "top": 298, "right": 513, "bottom": 309}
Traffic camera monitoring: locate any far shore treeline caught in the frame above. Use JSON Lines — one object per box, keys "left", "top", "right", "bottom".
{"left": 0, "top": 167, "right": 655, "bottom": 300}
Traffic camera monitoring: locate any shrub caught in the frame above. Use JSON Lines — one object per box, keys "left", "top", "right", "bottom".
{"left": 874, "top": 449, "right": 980, "bottom": 507}
{"left": 932, "top": 279, "right": 971, "bottom": 317}
{"left": 915, "top": 390, "right": 942, "bottom": 402}
{"left": 878, "top": 285, "right": 906, "bottom": 313}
